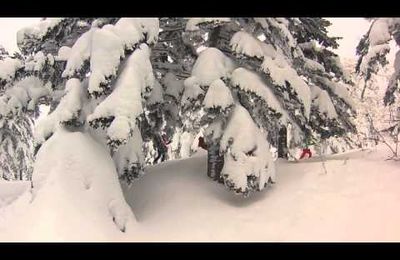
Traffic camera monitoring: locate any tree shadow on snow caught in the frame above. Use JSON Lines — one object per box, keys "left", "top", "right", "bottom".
{"left": 206, "top": 181, "right": 273, "bottom": 208}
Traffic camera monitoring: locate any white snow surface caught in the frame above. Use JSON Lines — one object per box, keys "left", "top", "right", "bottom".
{"left": 123, "top": 144, "right": 400, "bottom": 241}
{"left": 2, "top": 144, "right": 400, "bottom": 241}
{"left": 0, "top": 181, "right": 30, "bottom": 208}
{"left": 0, "top": 129, "right": 136, "bottom": 241}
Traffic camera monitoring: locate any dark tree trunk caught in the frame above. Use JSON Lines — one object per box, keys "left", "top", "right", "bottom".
{"left": 207, "top": 143, "right": 224, "bottom": 183}
{"left": 278, "top": 126, "right": 288, "bottom": 159}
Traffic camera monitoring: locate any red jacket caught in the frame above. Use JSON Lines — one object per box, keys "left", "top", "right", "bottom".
{"left": 198, "top": 137, "right": 208, "bottom": 150}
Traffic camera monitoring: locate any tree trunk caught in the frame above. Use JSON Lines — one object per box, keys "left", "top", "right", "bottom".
{"left": 207, "top": 143, "right": 224, "bottom": 183}
{"left": 278, "top": 127, "right": 288, "bottom": 159}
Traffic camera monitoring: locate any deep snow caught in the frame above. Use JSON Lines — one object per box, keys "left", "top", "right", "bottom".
{"left": 1, "top": 142, "right": 400, "bottom": 241}
{"left": 123, "top": 146, "right": 400, "bottom": 241}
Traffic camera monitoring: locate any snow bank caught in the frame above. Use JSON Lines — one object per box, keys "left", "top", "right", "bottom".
{"left": 0, "top": 181, "right": 30, "bottom": 208}
{"left": 0, "top": 129, "right": 136, "bottom": 241}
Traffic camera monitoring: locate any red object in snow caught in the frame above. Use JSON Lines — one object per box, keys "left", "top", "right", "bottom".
{"left": 161, "top": 134, "right": 171, "bottom": 146}
{"left": 299, "top": 148, "right": 312, "bottom": 159}
{"left": 198, "top": 137, "right": 208, "bottom": 150}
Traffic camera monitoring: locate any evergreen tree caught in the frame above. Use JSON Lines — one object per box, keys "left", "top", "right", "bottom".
{"left": 0, "top": 46, "right": 34, "bottom": 181}
{"left": 7, "top": 17, "right": 357, "bottom": 197}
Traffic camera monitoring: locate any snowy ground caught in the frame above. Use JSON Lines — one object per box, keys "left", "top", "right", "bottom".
{"left": 124, "top": 146, "right": 400, "bottom": 241}
{"left": 1, "top": 141, "right": 400, "bottom": 241}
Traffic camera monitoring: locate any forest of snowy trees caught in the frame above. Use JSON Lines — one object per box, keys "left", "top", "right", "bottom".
{"left": 1, "top": 17, "right": 400, "bottom": 240}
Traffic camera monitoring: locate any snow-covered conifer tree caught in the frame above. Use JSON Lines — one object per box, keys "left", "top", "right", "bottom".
{"left": 0, "top": 46, "right": 34, "bottom": 180}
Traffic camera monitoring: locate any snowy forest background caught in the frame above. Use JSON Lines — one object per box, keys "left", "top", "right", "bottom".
{"left": 0, "top": 17, "right": 400, "bottom": 241}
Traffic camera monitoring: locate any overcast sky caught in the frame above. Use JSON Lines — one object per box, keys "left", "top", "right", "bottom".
{"left": 0, "top": 18, "right": 391, "bottom": 62}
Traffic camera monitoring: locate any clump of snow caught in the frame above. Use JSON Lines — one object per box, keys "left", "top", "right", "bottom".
{"left": 359, "top": 44, "right": 390, "bottom": 74}
{"left": 62, "top": 28, "right": 97, "bottom": 78}
{"left": 203, "top": 79, "right": 234, "bottom": 109}
{"left": 266, "top": 18, "right": 296, "bottom": 48}
{"left": 369, "top": 19, "right": 392, "bottom": 46}
{"left": 55, "top": 46, "right": 72, "bottom": 61}
{"left": 35, "top": 78, "right": 85, "bottom": 145}
{"left": 319, "top": 77, "right": 355, "bottom": 109}
{"left": 112, "top": 125, "right": 144, "bottom": 178}
{"left": 191, "top": 47, "right": 235, "bottom": 86}
{"left": 17, "top": 18, "right": 63, "bottom": 47}
{"left": 304, "top": 57, "right": 326, "bottom": 72}
{"left": 230, "top": 31, "right": 265, "bottom": 59}
{"left": 112, "top": 19, "right": 144, "bottom": 50}
{"left": 204, "top": 119, "right": 224, "bottom": 141}
{"left": 261, "top": 56, "right": 311, "bottom": 118}
{"left": 181, "top": 76, "right": 204, "bottom": 105}
{"left": 220, "top": 104, "right": 275, "bottom": 193}
{"left": 4, "top": 76, "right": 49, "bottom": 113}
{"left": 87, "top": 44, "right": 154, "bottom": 143}
{"left": 63, "top": 18, "right": 159, "bottom": 80}
{"left": 310, "top": 85, "right": 338, "bottom": 119}
{"left": 135, "top": 18, "right": 160, "bottom": 45}
{"left": 88, "top": 27, "right": 125, "bottom": 95}
{"left": 230, "top": 31, "right": 276, "bottom": 59}
{"left": 230, "top": 68, "right": 284, "bottom": 114}
{"left": 0, "top": 58, "right": 23, "bottom": 82}
{"left": 185, "top": 18, "right": 230, "bottom": 31}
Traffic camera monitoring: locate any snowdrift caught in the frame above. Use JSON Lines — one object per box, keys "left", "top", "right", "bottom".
{"left": 0, "top": 128, "right": 136, "bottom": 241}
